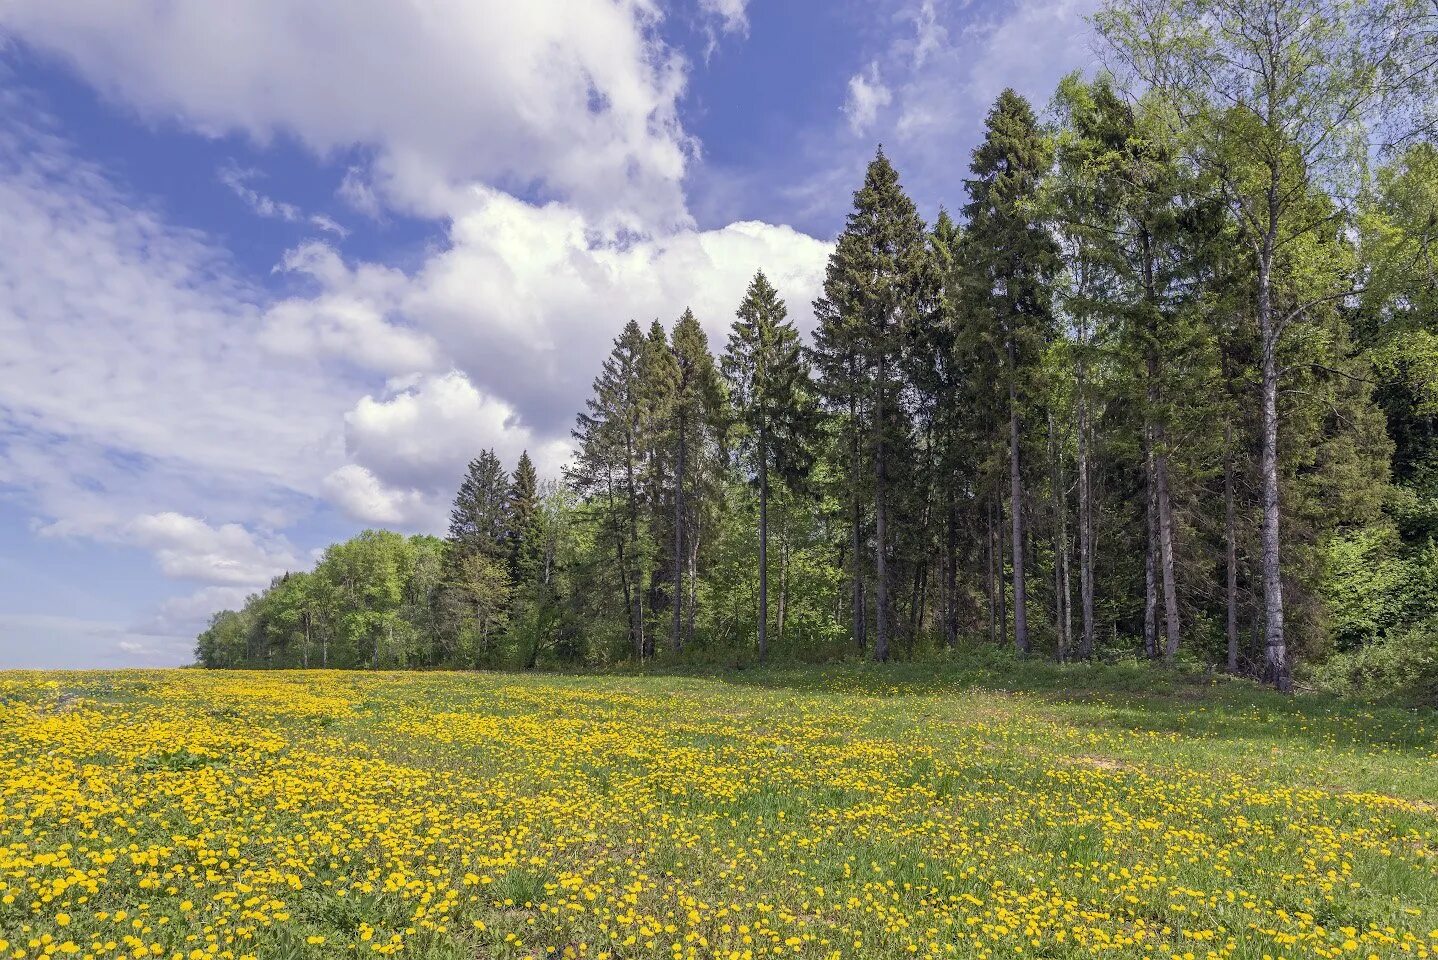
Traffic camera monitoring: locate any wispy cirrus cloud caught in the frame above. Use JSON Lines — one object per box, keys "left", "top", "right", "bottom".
{"left": 218, "top": 163, "right": 348, "bottom": 237}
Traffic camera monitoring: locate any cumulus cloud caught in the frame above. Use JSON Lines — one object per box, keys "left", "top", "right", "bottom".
{"left": 261, "top": 243, "right": 441, "bottom": 375}
{"left": 0, "top": 0, "right": 695, "bottom": 232}
{"left": 844, "top": 62, "right": 894, "bottom": 135}
{"left": 283, "top": 188, "right": 831, "bottom": 436}
{"left": 325, "top": 371, "right": 575, "bottom": 529}
{"left": 125, "top": 512, "right": 299, "bottom": 585}
{"left": 322, "top": 464, "right": 440, "bottom": 529}
{"left": 0, "top": 4, "right": 836, "bottom": 659}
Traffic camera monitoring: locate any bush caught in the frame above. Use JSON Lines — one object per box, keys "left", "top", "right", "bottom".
{"left": 1310, "top": 617, "right": 1438, "bottom": 706}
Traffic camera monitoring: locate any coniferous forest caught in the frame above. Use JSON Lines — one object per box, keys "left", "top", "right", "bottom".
{"left": 198, "top": 0, "right": 1438, "bottom": 700}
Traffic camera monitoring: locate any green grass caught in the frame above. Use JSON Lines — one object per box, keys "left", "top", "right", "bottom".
{"left": 0, "top": 656, "right": 1433, "bottom": 959}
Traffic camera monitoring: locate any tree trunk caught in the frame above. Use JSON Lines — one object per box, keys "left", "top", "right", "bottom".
{"left": 609, "top": 472, "right": 640, "bottom": 661}
{"left": 1008, "top": 338, "right": 1029, "bottom": 655}
{"left": 985, "top": 501, "right": 996, "bottom": 644}
{"left": 874, "top": 356, "right": 890, "bottom": 662}
{"left": 1077, "top": 358, "right": 1095, "bottom": 659}
{"left": 672, "top": 419, "right": 685, "bottom": 654}
{"left": 758, "top": 446, "right": 769, "bottom": 663}
{"left": 945, "top": 496, "right": 958, "bottom": 648}
{"left": 686, "top": 528, "right": 699, "bottom": 650}
{"left": 1257, "top": 240, "right": 1289, "bottom": 691}
{"left": 1225, "top": 430, "right": 1239, "bottom": 674}
{"left": 1049, "top": 413, "right": 1072, "bottom": 661}
{"left": 1154, "top": 433, "right": 1181, "bottom": 662}
{"left": 1139, "top": 227, "right": 1180, "bottom": 662}
{"left": 996, "top": 494, "right": 1008, "bottom": 645}
{"left": 778, "top": 515, "right": 790, "bottom": 645}
{"left": 1143, "top": 435, "right": 1158, "bottom": 660}
{"left": 850, "top": 393, "right": 865, "bottom": 656}
{"left": 623, "top": 434, "right": 646, "bottom": 660}
{"left": 906, "top": 564, "right": 923, "bottom": 658}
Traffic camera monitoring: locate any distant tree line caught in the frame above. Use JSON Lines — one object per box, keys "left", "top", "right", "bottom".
{"left": 199, "top": 0, "right": 1438, "bottom": 699}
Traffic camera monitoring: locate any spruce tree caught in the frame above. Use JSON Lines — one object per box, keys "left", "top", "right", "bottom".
{"left": 449, "top": 449, "right": 511, "bottom": 564}
{"left": 569, "top": 320, "right": 649, "bottom": 658}
{"left": 812, "top": 148, "right": 931, "bottom": 662}
{"left": 639, "top": 319, "right": 679, "bottom": 655}
{"left": 723, "top": 271, "right": 818, "bottom": 662}
{"left": 669, "top": 308, "right": 725, "bottom": 654}
{"left": 508, "top": 450, "right": 540, "bottom": 581}
{"left": 961, "top": 89, "right": 1058, "bottom": 655}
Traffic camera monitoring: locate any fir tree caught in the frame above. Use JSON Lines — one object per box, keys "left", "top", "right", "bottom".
{"left": 508, "top": 450, "right": 540, "bottom": 581}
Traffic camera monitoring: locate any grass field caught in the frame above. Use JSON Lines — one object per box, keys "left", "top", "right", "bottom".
{"left": 0, "top": 660, "right": 1435, "bottom": 960}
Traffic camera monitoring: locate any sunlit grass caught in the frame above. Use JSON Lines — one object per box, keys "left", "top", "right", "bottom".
{"left": 0, "top": 661, "right": 1433, "bottom": 959}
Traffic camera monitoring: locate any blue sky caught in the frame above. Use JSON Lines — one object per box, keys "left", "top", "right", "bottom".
{"left": 0, "top": 0, "right": 1098, "bottom": 669}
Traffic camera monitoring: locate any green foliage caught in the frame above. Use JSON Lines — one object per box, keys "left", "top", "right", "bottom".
{"left": 1310, "top": 616, "right": 1438, "bottom": 705}
{"left": 196, "top": 22, "right": 1438, "bottom": 696}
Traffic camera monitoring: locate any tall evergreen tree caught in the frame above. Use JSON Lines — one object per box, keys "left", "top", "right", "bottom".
{"left": 639, "top": 319, "right": 680, "bottom": 655}
{"left": 508, "top": 450, "right": 540, "bottom": 580}
{"left": 812, "top": 148, "right": 931, "bottom": 661}
{"left": 570, "top": 320, "right": 649, "bottom": 658}
{"left": 723, "top": 271, "right": 818, "bottom": 662}
{"left": 961, "top": 89, "right": 1058, "bottom": 655}
{"left": 449, "top": 450, "right": 511, "bottom": 564}
{"left": 669, "top": 308, "right": 725, "bottom": 653}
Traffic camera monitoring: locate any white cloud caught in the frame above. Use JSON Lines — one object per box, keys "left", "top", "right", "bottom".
{"left": 289, "top": 188, "right": 832, "bottom": 436}
{"left": 325, "top": 371, "right": 574, "bottom": 530}
{"left": 338, "top": 166, "right": 383, "bottom": 219}
{"left": 0, "top": 99, "right": 353, "bottom": 537}
{"left": 219, "top": 163, "right": 348, "bottom": 236}
{"left": 322, "top": 464, "right": 440, "bottom": 529}
{"left": 125, "top": 512, "right": 298, "bottom": 586}
{"left": 0, "top": 0, "right": 695, "bottom": 232}
{"left": 700, "top": 0, "right": 750, "bottom": 35}
{"left": 261, "top": 242, "right": 441, "bottom": 375}
{"left": 0, "top": 6, "right": 837, "bottom": 659}
{"left": 844, "top": 62, "right": 894, "bottom": 136}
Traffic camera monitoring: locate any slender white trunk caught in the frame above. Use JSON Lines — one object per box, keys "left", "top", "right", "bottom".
{"left": 1257, "top": 238, "right": 1289, "bottom": 690}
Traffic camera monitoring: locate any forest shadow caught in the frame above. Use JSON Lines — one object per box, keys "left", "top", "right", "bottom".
{"left": 619, "top": 653, "right": 1438, "bottom": 757}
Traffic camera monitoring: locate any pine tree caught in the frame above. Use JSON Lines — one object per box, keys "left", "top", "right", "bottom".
{"left": 961, "top": 90, "right": 1058, "bottom": 655}
{"left": 723, "top": 271, "right": 818, "bottom": 662}
{"left": 812, "top": 148, "right": 931, "bottom": 662}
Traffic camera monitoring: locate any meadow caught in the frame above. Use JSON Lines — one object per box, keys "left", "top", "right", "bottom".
{"left": 0, "top": 661, "right": 1434, "bottom": 960}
